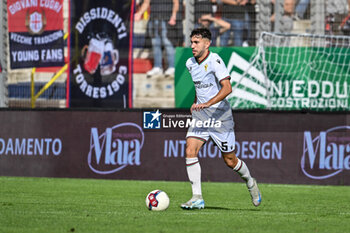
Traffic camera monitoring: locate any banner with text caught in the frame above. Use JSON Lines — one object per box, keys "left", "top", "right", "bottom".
{"left": 175, "top": 47, "right": 350, "bottom": 111}
{"left": 7, "top": 0, "right": 64, "bottom": 69}
{"left": 0, "top": 110, "right": 349, "bottom": 185}
{"left": 69, "top": 0, "right": 134, "bottom": 108}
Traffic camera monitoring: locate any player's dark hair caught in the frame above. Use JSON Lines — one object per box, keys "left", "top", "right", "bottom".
{"left": 190, "top": 28, "right": 212, "bottom": 41}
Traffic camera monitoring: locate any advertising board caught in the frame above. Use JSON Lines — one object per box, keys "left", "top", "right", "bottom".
{"left": 0, "top": 110, "right": 349, "bottom": 185}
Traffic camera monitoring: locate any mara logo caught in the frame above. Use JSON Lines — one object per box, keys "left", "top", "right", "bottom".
{"left": 88, "top": 123, "right": 144, "bottom": 175}
{"left": 301, "top": 126, "right": 350, "bottom": 180}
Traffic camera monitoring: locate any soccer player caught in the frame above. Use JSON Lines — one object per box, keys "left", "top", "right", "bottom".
{"left": 181, "top": 28, "right": 262, "bottom": 210}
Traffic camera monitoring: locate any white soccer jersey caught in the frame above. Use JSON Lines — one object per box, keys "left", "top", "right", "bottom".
{"left": 186, "top": 51, "right": 231, "bottom": 107}
{"left": 186, "top": 51, "right": 235, "bottom": 152}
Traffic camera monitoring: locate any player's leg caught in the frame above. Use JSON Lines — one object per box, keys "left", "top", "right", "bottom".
{"left": 211, "top": 132, "right": 262, "bottom": 207}
{"left": 222, "top": 151, "right": 254, "bottom": 187}
{"left": 181, "top": 136, "right": 206, "bottom": 210}
{"left": 223, "top": 152, "right": 262, "bottom": 207}
{"left": 222, "top": 151, "right": 261, "bottom": 207}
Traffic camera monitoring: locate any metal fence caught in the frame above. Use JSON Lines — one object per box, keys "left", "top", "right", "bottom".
{"left": 1, "top": 0, "right": 349, "bottom": 108}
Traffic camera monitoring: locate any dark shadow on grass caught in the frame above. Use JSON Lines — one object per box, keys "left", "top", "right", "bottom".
{"left": 233, "top": 208, "right": 261, "bottom": 212}
{"left": 206, "top": 207, "right": 261, "bottom": 212}
{"left": 180, "top": 206, "right": 234, "bottom": 211}
{"left": 205, "top": 206, "right": 232, "bottom": 210}
{"left": 180, "top": 206, "right": 262, "bottom": 211}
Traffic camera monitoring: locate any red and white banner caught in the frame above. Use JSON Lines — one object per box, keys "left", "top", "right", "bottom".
{"left": 7, "top": 0, "right": 65, "bottom": 69}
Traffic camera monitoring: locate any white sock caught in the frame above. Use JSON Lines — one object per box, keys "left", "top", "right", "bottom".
{"left": 186, "top": 157, "right": 202, "bottom": 197}
{"left": 233, "top": 158, "right": 254, "bottom": 188}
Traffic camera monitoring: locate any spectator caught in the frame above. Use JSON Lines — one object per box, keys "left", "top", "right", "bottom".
{"left": 295, "top": 0, "right": 310, "bottom": 20}
{"left": 168, "top": 0, "right": 184, "bottom": 47}
{"left": 326, "top": 0, "right": 350, "bottom": 35}
{"left": 135, "top": 0, "right": 179, "bottom": 77}
{"left": 220, "top": 0, "right": 249, "bottom": 46}
{"left": 270, "top": 0, "right": 295, "bottom": 33}
{"left": 340, "top": 14, "right": 350, "bottom": 35}
{"left": 195, "top": 0, "right": 214, "bottom": 28}
{"left": 199, "top": 14, "right": 231, "bottom": 34}
{"left": 194, "top": 0, "right": 230, "bottom": 45}
{"left": 243, "top": 0, "right": 256, "bottom": 46}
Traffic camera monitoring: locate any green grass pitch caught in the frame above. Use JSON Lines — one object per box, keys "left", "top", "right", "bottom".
{"left": 1, "top": 176, "right": 349, "bottom": 233}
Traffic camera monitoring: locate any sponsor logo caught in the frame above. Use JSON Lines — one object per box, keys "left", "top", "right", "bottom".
{"left": 301, "top": 126, "right": 350, "bottom": 179}
{"left": 88, "top": 123, "right": 144, "bottom": 175}
{"left": 0, "top": 137, "right": 62, "bottom": 156}
{"left": 164, "top": 139, "right": 282, "bottom": 160}
{"left": 193, "top": 81, "right": 214, "bottom": 89}
{"left": 226, "top": 52, "right": 349, "bottom": 110}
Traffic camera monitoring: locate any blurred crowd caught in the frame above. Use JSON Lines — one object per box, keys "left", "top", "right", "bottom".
{"left": 134, "top": 0, "right": 350, "bottom": 77}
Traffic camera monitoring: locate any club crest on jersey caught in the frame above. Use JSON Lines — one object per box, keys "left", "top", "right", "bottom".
{"left": 204, "top": 64, "right": 208, "bottom": 72}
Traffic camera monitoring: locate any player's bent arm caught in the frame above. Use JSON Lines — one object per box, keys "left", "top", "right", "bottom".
{"left": 206, "top": 79, "right": 232, "bottom": 106}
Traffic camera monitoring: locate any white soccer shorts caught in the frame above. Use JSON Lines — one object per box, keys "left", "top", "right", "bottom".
{"left": 186, "top": 130, "right": 235, "bottom": 153}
